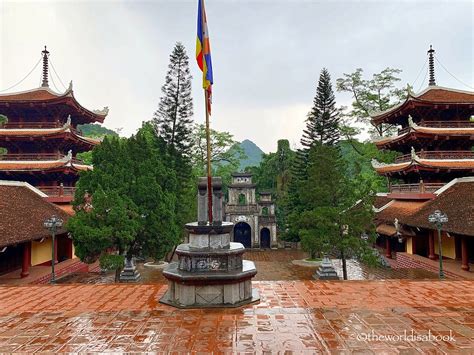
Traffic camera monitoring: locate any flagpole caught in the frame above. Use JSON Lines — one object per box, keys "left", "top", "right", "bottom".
{"left": 205, "top": 89, "right": 213, "bottom": 224}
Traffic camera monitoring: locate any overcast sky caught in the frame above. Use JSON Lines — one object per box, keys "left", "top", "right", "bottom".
{"left": 1, "top": 0, "right": 472, "bottom": 152}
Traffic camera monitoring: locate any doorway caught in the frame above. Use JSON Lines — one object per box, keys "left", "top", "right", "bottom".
{"left": 234, "top": 222, "right": 252, "bottom": 248}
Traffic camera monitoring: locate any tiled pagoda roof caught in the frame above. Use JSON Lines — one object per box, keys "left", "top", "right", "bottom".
{"left": 0, "top": 181, "right": 70, "bottom": 248}
{"left": 374, "top": 177, "right": 474, "bottom": 237}
{"left": 374, "top": 117, "right": 474, "bottom": 149}
{"left": 372, "top": 155, "right": 474, "bottom": 175}
{"left": 0, "top": 153, "right": 92, "bottom": 173}
{"left": 371, "top": 86, "right": 474, "bottom": 125}
{"left": 375, "top": 199, "right": 427, "bottom": 224}
{"left": 0, "top": 119, "right": 100, "bottom": 147}
{"left": 403, "top": 177, "right": 474, "bottom": 236}
{"left": 0, "top": 86, "right": 108, "bottom": 123}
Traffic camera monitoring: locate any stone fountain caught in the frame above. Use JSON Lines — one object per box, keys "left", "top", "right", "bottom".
{"left": 160, "top": 177, "right": 259, "bottom": 308}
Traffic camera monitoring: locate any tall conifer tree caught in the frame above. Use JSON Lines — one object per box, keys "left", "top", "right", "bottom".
{"left": 152, "top": 43, "right": 196, "bottom": 245}
{"left": 153, "top": 42, "right": 194, "bottom": 158}
{"left": 303, "top": 68, "right": 340, "bottom": 146}
{"left": 292, "top": 68, "right": 341, "bottom": 181}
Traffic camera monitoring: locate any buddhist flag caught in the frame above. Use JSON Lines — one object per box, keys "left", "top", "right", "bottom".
{"left": 196, "top": 0, "right": 213, "bottom": 114}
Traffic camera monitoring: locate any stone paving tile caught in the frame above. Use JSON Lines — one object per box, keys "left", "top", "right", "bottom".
{"left": 0, "top": 280, "right": 473, "bottom": 352}
{"left": 55, "top": 250, "right": 441, "bottom": 285}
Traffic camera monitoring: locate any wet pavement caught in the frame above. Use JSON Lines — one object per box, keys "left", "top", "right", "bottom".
{"left": 0, "top": 280, "right": 473, "bottom": 352}
{"left": 56, "top": 249, "right": 439, "bottom": 284}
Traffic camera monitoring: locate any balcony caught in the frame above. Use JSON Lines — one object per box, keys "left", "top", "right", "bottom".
{"left": 395, "top": 150, "right": 474, "bottom": 164}
{"left": 0, "top": 153, "right": 85, "bottom": 164}
{"left": 387, "top": 182, "right": 445, "bottom": 200}
{"left": 398, "top": 120, "right": 474, "bottom": 135}
{"left": 38, "top": 185, "right": 76, "bottom": 203}
{"left": 389, "top": 182, "right": 444, "bottom": 194}
{"left": 0, "top": 122, "right": 63, "bottom": 129}
{"left": 0, "top": 121, "right": 85, "bottom": 135}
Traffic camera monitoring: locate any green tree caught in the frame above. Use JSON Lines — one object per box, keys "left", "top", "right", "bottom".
{"left": 67, "top": 127, "right": 180, "bottom": 281}
{"left": 76, "top": 124, "right": 119, "bottom": 165}
{"left": 289, "top": 143, "right": 378, "bottom": 279}
{"left": 191, "top": 123, "right": 247, "bottom": 191}
{"left": 339, "top": 140, "right": 398, "bottom": 194}
{"left": 152, "top": 43, "right": 196, "bottom": 245}
{"left": 336, "top": 67, "right": 407, "bottom": 137}
{"left": 152, "top": 42, "right": 194, "bottom": 157}
{"left": 293, "top": 68, "right": 341, "bottom": 183}
{"left": 303, "top": 68, "right": 341, "bottom": 146}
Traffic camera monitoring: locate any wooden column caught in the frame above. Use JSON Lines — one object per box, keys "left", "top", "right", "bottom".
{"left": 20, "top": 241, "right": 31, "bottom": 278}
{"left": 428, "top": 231, "right": 436, "bottom": 260}
{"left": 461, "top": 236, "right": 470, "bottom": 271}
{"left": 385, "top": 237, "right": 392, "bottom": 258}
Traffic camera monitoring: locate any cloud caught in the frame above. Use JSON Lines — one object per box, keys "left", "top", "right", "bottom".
{"left": 1, "top": 0, "right": 472, "bottom": 151}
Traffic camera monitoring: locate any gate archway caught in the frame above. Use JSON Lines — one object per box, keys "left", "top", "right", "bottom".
{"left": 260, "top": 227, "right": 271, "bottom": 249}
{"left": 234, "top": 222, "right": 252, "bottom": 248}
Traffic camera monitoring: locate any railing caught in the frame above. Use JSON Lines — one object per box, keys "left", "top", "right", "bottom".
{"left": 419, "top": 120, "right": 474, "bottom": 128}
{"left": 389, "top": 183, "right": 445, "bottom": 194}
{"left": 0, "top": 121, "right": 84, "bottom": 135}
{"left": 0, "top": 153, "right": 85, "bottom": 164}
{"left": 398, "top": 127, "right": 410, "bottom": 135}
{"left": 37, "top": 185, "right": 76, "bottom": 197}
{"left": 0, "top": 122, "right": 64, "bottom": 129}
{"left": 395, "top": 150, "right": 474, "bottom": 163}
{"left": 397, "top": 120, "right": 474, "bottom": 135}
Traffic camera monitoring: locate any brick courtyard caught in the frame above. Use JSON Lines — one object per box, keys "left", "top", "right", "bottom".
{"left": 0, "top": 280, "right": 473, "bottom": 352}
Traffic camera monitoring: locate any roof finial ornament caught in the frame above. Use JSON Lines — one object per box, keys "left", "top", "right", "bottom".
{"left": 410, "top": 146, "right": 419, "bottom": 161}
{"left": 428, "top": 45, "right": 436, "bottom": 86}
{"left": 41, "top": 46, "right": 50, "bottom": 88}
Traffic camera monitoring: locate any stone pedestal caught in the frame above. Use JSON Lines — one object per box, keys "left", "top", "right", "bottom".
{"left": 120, "top": 257, "right": 141, "bottom": 282}
{"left": 314, "top": 257, "right": 339, "bottom": 280}
{"left": 160, "top": 177, "right": 259, "bottom": 308}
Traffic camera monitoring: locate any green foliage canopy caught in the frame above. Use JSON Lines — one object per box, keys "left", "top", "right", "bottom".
{"left": 67, "top": 124, "right": 180, "bottom": 266}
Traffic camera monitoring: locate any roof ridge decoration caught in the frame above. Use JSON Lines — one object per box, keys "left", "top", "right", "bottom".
{"left": 410, "top": 146, "right": 420, "bottom": 161}
{"left": 65, "top": 115, "right": 71, "bottom": 128}
{"left": 93, "top": 106, "right": 109, "bottom": 116}
{"left": 60, "top": 150, "right": 73, "bottom": 163}
{"left": 371, "top": 158, "right": 389, "bottom": 169}
{"left": 372, "top": 199, "right": 395, "bottom": 213}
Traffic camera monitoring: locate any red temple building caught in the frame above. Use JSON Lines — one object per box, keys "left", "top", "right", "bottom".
{"left": 372, "top": 46, "right": 474, "bottom": 275}
{"left": 0, "top": 47, "right": 108, "bottom": 205}
{"left": 0, "top": 47, "right": 107, "bottom": 280}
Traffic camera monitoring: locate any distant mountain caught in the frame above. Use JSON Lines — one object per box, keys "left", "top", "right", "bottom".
{"left": 238, "top": 139, "right": 264, "bottom": 170}
{"left": 78, "top": 123, "right": 118, "bottom": 138}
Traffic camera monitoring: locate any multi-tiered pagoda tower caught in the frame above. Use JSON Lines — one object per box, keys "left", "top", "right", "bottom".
{"left": 372, "top": 47, "right": 474, "bottom": 197}
{"left": 372, "top": 46, "right": 474, "bottom": 274}
{"left": 0, "top": 47, "right": 108, "bottom": 203}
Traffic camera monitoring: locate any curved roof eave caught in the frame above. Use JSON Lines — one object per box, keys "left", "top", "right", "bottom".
{"left": 0, "top": 86, "right": 108, "bottom": 123}
{"left": 370, "top": 86, "right": 474, "bottom": 123}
